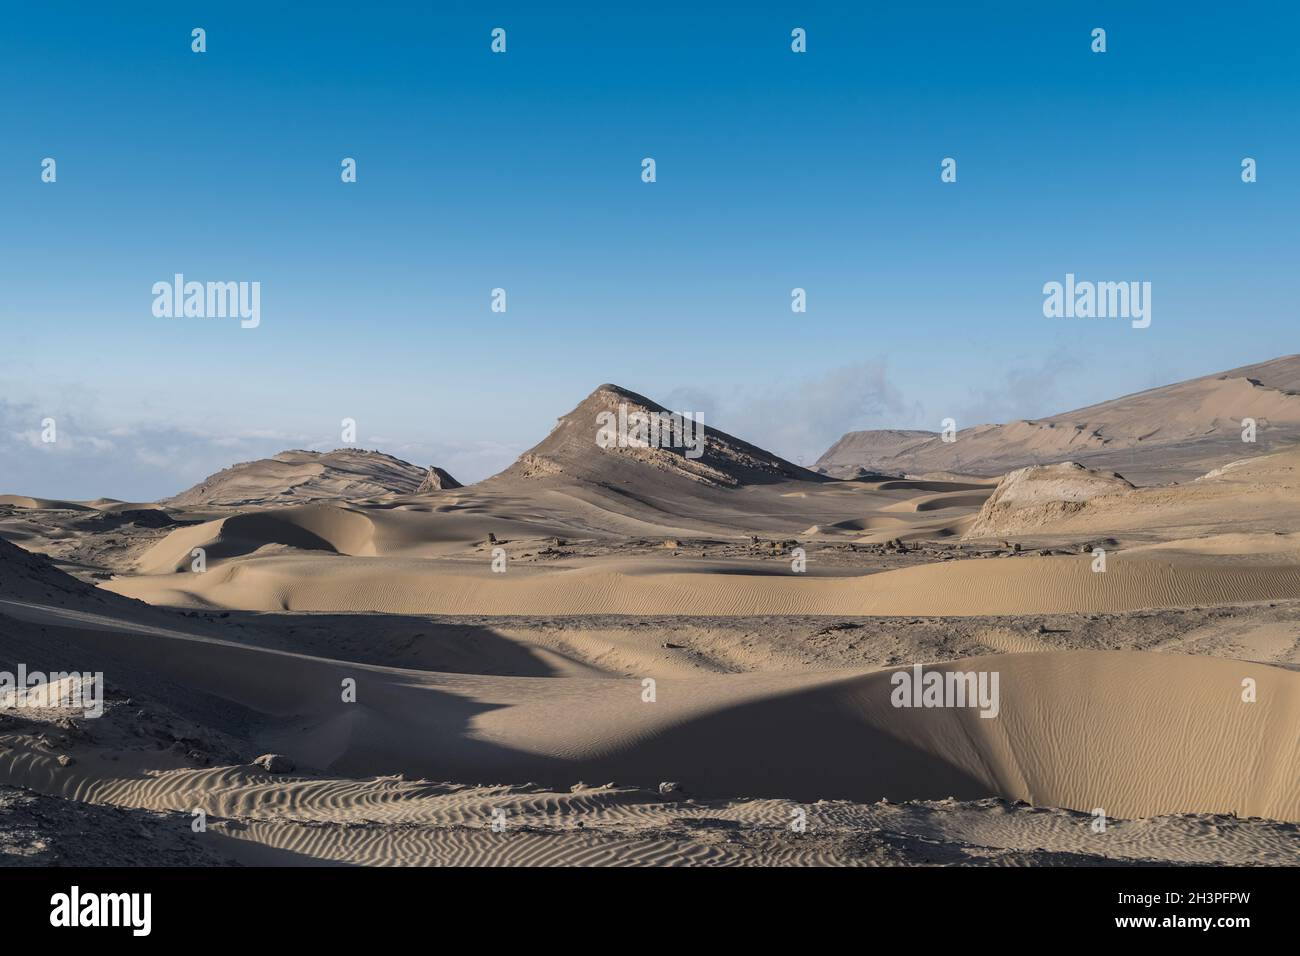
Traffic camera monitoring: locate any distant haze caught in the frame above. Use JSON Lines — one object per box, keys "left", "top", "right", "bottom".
{"left": 2, "top": 6, "right": 1296, "bottom": 499}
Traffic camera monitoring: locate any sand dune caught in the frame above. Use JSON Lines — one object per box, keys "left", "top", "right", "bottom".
{"left": 103, "top": 548, "right": 1300, "bottom": 616}
{"left": 0, "top": 536, "right": 117, "bottom": 607}
{"left": 5, "top": 375, "right": 1300, "bottom": 866}
{"left": 0, "top": 495, "right": 93, "bottom": 512}
{"left": 134, "top": 504, "right": 380, "bottom": 573}
{"left": 2, "top": 597, "right": 1294, "bottom": 821}
{"left": 99, "top": 444, "right": 1300, "bottom": 619}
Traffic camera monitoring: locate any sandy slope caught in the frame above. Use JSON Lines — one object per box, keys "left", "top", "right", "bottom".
{"left": 966, "top": 445, "right": 1300, "bottom": 543}
{"left": 5, "top": 381, "right": 1300, "bottom": 866}
{"left": 102, "top": 549, "right": 1300, "bottom": 617}
{"left": 2, "top": 533, "right": 1298, "bottom": 864}
{"left": 0, "top": 495, "right": 93, "bottom": 512}
{"left": 167, "top": 449, "right": 457, "bottom": 506}
{"left": 93, "top": 448, "right": 1300, "bottom": 619}
{"left": 816, "top": 354, "right": 1300, "bottom": 482}
{"left": 0, "top": 495, "right": 161, "bottom": 513}
{"left": 2, "top": 587, "right": 1295, "bottom": 821}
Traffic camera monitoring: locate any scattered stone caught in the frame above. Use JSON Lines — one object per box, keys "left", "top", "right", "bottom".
{"left": 56, "top": 755, "right": 74, "bottom": 768}
{"left": 119, "top": 508, "right": 179, "bottom": 528}
{"left": 252, "top": 753, "right": 295, "bottom": 774}
{"left": 416, "top": 466, "right": 462, "bottom": 493}
{"left": 53, "top": 717, "right": 82, "bottom": 736}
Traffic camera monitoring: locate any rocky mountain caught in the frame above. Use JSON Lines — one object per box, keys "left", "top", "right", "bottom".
{"left": 491, "top": 384, "right": 827, "bottom": 490}
{"left": 168, "top": 449, "right": 459, "bottom": 506}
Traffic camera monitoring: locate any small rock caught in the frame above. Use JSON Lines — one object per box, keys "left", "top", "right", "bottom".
{"left": 57, "top": 754, "right": 75, "bottom": 767}
{"left": 252, "top": 753, "right": 295, "bottom": 774}
{"left": 658, "top": 781, "right": 685, "bottom": 796}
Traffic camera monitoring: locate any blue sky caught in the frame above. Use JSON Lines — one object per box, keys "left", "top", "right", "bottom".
{"left": 1, "top": 2, "right": 1296, "bottom": 499}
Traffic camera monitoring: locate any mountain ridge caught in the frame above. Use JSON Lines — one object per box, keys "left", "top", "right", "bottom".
{"left": 815, "top": 354, "right": 1300, "bottom": 484}
{"left": 167, "top": 449, "right": 459, "bottom": 506}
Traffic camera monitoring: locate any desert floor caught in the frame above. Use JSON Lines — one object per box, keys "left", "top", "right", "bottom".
{"left": 1, "top": 446, "right": 1298, "bottom": 866}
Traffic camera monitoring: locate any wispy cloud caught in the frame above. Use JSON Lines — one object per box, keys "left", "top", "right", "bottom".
{"left": 663, "top": 361, "right": 920, "bottom": 466}
{"left": 0, "top": 397, "right": 516, "bottom": 500}
{"left": 956, "top": 348, "right": 1087, "bottom": 427}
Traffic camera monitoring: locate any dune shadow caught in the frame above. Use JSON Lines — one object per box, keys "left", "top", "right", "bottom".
{"left": 214, "top": 611, "right": 569, "bottom": 677}
{"left": 1, "top": 607, "right": 995, "bottom": 808}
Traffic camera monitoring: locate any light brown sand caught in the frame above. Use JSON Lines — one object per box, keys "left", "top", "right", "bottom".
{"left": 4, "top": 383, "right": 1300, "bottom": 866}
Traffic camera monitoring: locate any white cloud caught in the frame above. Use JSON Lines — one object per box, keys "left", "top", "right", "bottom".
{"left": 662, "top": 361, "right": 920, "bottom": 465}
